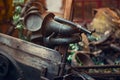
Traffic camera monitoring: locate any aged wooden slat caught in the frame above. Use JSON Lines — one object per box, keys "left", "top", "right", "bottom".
{"left": 63, "top": 0, "right": 73, "bottom": 20}
{"left": 0, "top": 33, "right": 61, "bottom": 75}
{"left": 0, "top": 44, "right": 59, "bottom": 75}
{"left": 0, "top": 33, "right": 61, "bottom": 62}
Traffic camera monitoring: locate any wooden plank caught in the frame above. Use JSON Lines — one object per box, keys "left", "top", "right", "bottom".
{"left": 63, "top": 0, "right": 73, "bottom": 20}
{"left": 0, "top": 33, "right": 61, "bottom": 62}
{"left": 0, "top": 43, "right": 59, "bottom": 75}
{"left": 0, "top": 33, "right": 61, "bottom": 75}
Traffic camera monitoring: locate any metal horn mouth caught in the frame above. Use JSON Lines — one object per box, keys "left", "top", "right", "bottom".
{"left": 41, "top": 13, "right": 78, "bottom": 37}
{"left": 41, "top": 13, "right": 55, "bottom": 36}
{"left": 24, "top": 11, "right": 43, "bottom": 31}
{"left": 71, "top": 52, "right": 94, "bottom": 66}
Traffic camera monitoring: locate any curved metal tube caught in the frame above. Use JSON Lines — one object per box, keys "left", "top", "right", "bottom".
{"left": 41, "top": 13, "right": 79, "bottom": 37}
{"left": 44, "top": 34, "right": 80, "bottom": 46}
{"left": 47, "top": 20, "right": 78, "bottom": 35}
{"left": 54, "top": 16, "right": 92, "bottom": 34}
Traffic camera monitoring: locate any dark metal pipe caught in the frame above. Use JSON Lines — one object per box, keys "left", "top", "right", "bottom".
{"left": 41, "top": 13, "right": 89, "bottom": 37}
{"left": 74, "top": 65, "right": 120, "bottom": 69}
{"left": 44, "top": 20, "right": 78, "bottom": 37}
{"left": 54, "top": 16, "right": 76, "bottom": 27}
{"left": 54, "top": 16, "right": 92, "bottom": 34}
{"left": 44, "top": 35, "right": 80, "bottom": 46}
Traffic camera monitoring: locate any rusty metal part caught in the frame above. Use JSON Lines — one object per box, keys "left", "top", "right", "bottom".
{"left": 66, "top": 63, "right": 120, "bottom": 80}
{"left": 73, "top": 65, "right": 120, "bottom": 69}
{"left": 43, "top": 33, "right": 80, "bottom": 47}
{"left": 69, "top": 64, "right": 120, "bottom": 79}
{"left": 4, "top": 3, "right": 29, "bottom": 36}
{"left": 88, "top": 73, "right": 120, "bottom": 79}
{"left": 71, "top": 52, "right": 94, "bottom": 67}
{"left": 21, "top": 0, "right": 46, "bottom": 17}
{"left": 24, "top": 11, "right": 43, "bottom": 31}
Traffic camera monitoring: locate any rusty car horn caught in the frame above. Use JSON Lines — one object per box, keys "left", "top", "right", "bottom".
{"left": 71, "top": 51, "right": 94, "bottom": 67}
{"left": 23, "top": 10, "right": 43, "bottom": 31}
{"left": 40, "top": 13, "right": 79, "bottom": 37}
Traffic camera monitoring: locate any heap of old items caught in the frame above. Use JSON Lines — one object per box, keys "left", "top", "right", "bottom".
{"left": 66, "top": 8, "right": 120, "bottom": 80}
{"left": 1, "top": 0, "right": 120, "bottom": 79}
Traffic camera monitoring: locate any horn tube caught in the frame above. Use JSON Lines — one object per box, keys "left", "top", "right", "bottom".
{"left": 43, "top": 33, "right": 81, "bottom": 46}
{"left": 41, "top": 13, "right": 79, "bottom": 37}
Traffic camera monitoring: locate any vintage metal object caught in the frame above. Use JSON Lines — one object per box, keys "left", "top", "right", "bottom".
{"left": 41, "top": 13, "right": 79, "bottom": 37}
{"left": 43, "top": 33, "right": 80, "bottom": 47}
{"left": 24, "top": 11, "right": 43, "bottom": 31}
{"left": 40, "top": 13, "right": 92, "bottom": 37}
{"left": 71, "top": 52, "right": 94, "bottom": 67}
{"left": 54, "top": 16, "right": 92, "bottom": 34}
{"left": 14, "top": 0, "right": 46, "bottom": 32}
